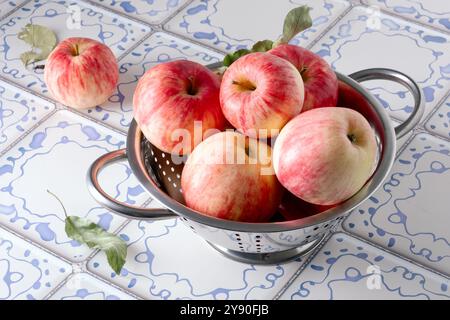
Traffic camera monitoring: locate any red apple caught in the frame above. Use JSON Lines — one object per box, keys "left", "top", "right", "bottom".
{"left": 181, "top": 131, "right": 283, "bottom": 222}
{"left": 220, "top": 52, "right": 304, "bottom": 138}
{"left": 278, "top": 191, "right": 334, "bottom": 221}
{"left": 269, "top": 44, "right": 338, "bottom": 112}
{"left": 44, "top": 37, "right": 118, "bottom": 109}
{"left": 133, "top": 60, "right": 227, "bottom": 155}
{"left": 273, "top": 107, "right": 377, "bottom": 205}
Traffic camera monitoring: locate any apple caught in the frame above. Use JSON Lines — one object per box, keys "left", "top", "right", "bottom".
{"left": 44, "top": 37, "right": 118, "bottom": 109}
{"left": 278, "top": 191, "right": 334, "bottom": 221}
{"left": 133, "top": 60, "right": 226, "bottom": 155}
{"left": 220, "top": 52, "right": 304, "bottom": 138}
{"left": 273, "top": 107, "right": 377, "bottom": 205}
{"left": 181, "top": 131, "right": 283, "bottom": 222}
{"left": 269, "top": 44, "right": 338, "bottom": 112}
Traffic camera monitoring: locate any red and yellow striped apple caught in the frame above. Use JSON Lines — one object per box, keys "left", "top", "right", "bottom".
{"left": 181, "top": 131, "right": 283, "bottom": 222}
{"left": 220, "top": 52, "right": 304, "bottom": 138}
{"left": 133, "top": 60, "right": 226, "bottom": 155}
{"left": 269, "top": 44, "right": 338, "bottom": 112}
{"left": 273, "top": 107, "right": 377, "bottom": 206}
{"left": 44, "top": 37, "right": 118, "bottom": 109}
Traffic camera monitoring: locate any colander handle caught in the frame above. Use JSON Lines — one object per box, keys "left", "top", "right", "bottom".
{"left": 349, "top": 68, "right": 425, "bottom": 139}
{"left": 87, "top": 148, "right": 177, "bottom": 220}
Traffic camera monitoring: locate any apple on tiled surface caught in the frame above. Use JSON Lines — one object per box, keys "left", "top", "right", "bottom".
{"left": 0, "top": 0, "right": 150, "bottom": 98}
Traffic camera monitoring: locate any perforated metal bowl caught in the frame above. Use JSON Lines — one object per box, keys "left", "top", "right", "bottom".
{"left": 87, "top": 64, "right": 424, "bottom": 264}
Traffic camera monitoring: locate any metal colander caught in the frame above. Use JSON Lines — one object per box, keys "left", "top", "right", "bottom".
{"left": 87, "top": 65, "right": 424, "bottom": 264}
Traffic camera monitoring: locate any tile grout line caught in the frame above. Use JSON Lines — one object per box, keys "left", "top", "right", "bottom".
{"left": 0, "top": 0, "right": 32, "bottom": 22}
{"left": 0, "top": 107, "right": 58, "bottom": 158}
{"left": 339, "top": 229, "right": 450, "bottom": 280}
{"left": 0, "top": 223, "right": 74, "bottom": 267}
{"left": 272, "top": 230, "right": 336, "bottom": 300}
{"left": 359, "top": 0, "right": 450, "bottom": 36}
{"left": 78, "top": 0, "right": 153, "bottom": 29}
{"left": 305, "top": 2, "right": 355, "bottom": 50}
{"left": 158, "top": 0, "right": 196, "bottom": 27}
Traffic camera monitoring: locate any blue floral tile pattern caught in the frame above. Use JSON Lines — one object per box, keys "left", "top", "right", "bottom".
{"left": 0, "top": 0, "right": 26, "bottom": 18}
{"left": 87, "top": 211, "right": 307, "bottom": 300}
{"left": 425, "top": 95, "right": 450, "bottom": 139}
{"left": 343, "top": 133, "right": 450, "bottom": 276}
{"left": 164, "top": 0, "right": 350, "bottom": 52}
{"left": 0, "top": 80, "right": 55, "bottom": 153}
{"left": 0, "top": 0, "right": 150, "bottom": 98}
{"left": 82, "top": 32, "right": 223, "bottom": 132}
{"left": 50, "top": 273, "right": 135, "bottom": 300}
{"left": 362, "top": 0, "right": 450, "bottom": 32}
{"left": 0, "top": 227, "right": 71, "bottom": 300}
{"left": 279, "top": 233, "right": 450, "bottom": 300}
{"left": 311, "top": 6, "right": 450, "bottom": 121}
{"left": 90, "top": 0, "right": 190, "bottom": 25}
{"left": 0, "top": 110, "right": 149, "bottom": 262}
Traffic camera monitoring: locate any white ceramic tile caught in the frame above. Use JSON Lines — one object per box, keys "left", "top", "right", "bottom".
{"left": 164, "top": 0, "right": 350, "bottom": 52}
{"left": 0, "top": 110, "right": 149, "bottom": 262}
{"left": 0, "top": 227, "right": 71, "bottom": 300}
{"left": 279, "top": 233, "right": 449, "bottom": 300}
{"left": 311, "top": 6, "right": 450, "bottom": 122}
{"left": 91, "top": 0, "right": 191, "bottom": 25}
{"left": 82, "top": 32, "right": 223, "bottom": 132}
{"left": 50, "top": 273, "right": 135, "bottom": 300}
{"left": 0, "top": 0, "right": 26, "bottom": 18}
{"left": 343, "top": 133, "right": 450, "bottom": 276}
{"left": 363, "top": 0, "right": 450, "bottom": 32}
{"left": 87, "top": 202, "right": 309, "bottom": 300}
{"left": 0, "top": 0, "right": 150, "bottom": 98}
{"left": 0, "top": 81, "right": 55, "bottom": 153}
{"left": 392, "top": 118, "right": 414, "bottom": 149}
{"left": 425, "top": 95, "right": 450, "bottom": 140}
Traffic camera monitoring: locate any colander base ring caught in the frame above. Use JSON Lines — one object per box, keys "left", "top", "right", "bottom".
{"left": 206, "top": 234, "right": 325, "bottom": 265}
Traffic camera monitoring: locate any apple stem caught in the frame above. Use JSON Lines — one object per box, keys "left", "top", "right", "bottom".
{"left": 74, "top": 44, "right": 80, "bottom": 56}
{"left": 232, "top": 80, "right": 256, "bottom": 91}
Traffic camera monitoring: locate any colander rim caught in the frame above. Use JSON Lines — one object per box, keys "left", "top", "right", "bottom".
{"left": 126, "top": 69, "right": 396, "bottom": 233}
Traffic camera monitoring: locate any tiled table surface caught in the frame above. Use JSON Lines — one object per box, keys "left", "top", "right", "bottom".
{"left": 0, "top": 0, "right": 449, "bottom": 300}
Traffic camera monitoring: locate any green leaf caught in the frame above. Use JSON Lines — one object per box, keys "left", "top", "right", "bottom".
{"left": 251, "top": 40, "right": 274, "bottom": 52}
{"left": 223, "top": 48, "right": 251, "bottom": 67}
{"left": 17, "top": 24, "right": 57, "bottom": 66}
{"left": 47, "top": 190, "right": 127, "bottom": 275}
{"left": 20, "top": 51, "right": 42, "bottom": 66}
{"left": 65, "top": 216, "right": 127, "bottom": 274}
{"left": 280, "top": 6, "right": 312, "bottom": 44}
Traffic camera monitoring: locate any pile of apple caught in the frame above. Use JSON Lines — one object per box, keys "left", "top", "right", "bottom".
{"left": 133, "top": 43, "right": 377, "bottom": 223}
{"left": 43, "top": 7, "right": 377, "bottom": 223}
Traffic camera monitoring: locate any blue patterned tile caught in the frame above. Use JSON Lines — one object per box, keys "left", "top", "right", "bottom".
{"left": 87, "top": 204, "right": 308, "bottom": 300}
{"left": 425, "top": 95, "right": 450, "bottom": 140}
{"left": 363, "top": 0, "right": 450, "bottom": 32}
{"left": 0, "top": 0, "right": 27, "bottom": 18}
{"left": 343, "top": 133, "right": 450, "bottom": 275}
{"left": 280, "top": 233, "right": 449, "bottom": 300}
{"left": 50, "top": 273, "right": 135, "bottom": 300}
{"left": 0, "top": 227, "right": 71, "bottom": 300}
{"left": 91, "top": 0, "right": 190, "bottom": 25}
{"left": 164, "top": 0, "right": 350, "bottom": 52}
{"left": 82, "top": 32, "right": 222, "bottom": 132}
{"left": 0, "top": 81, "right": 55, "bottom": 153}
{"left": 311, "top": 6, "right": 450, "bottom": 121}
{"left": 0, "top": 110, "right": 148, "bottom": 262}
{"left": 0, "top": 0, "right": 150, "bottom": 98}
